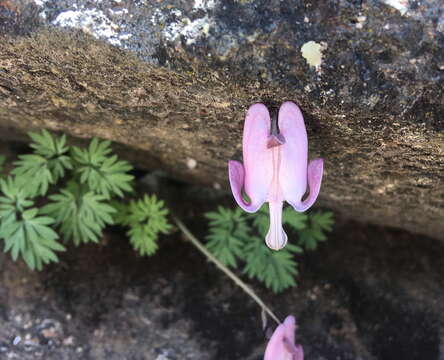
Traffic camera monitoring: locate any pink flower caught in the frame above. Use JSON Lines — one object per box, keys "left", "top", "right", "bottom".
{"left": 228, "top": 102, "right": 323, "bottom": 250}
{"left": 264, "top": 316, "right": 304, "bottom": 360}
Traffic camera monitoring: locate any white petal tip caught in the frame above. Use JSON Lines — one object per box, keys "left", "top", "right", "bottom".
{"left": 265, "top": 229, "right": 288, "bottom": 250}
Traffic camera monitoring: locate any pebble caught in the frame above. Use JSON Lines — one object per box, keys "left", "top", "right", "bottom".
{"left": 186, "top": 158, "right": 197, "bottom": 169}
{"left": 12, "top": 336, "right": 21, "bottom": 346}
{"left": 63, "top": 336, "right": 74, "bottom": 346}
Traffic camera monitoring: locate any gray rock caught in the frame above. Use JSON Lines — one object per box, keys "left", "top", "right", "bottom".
{"left": 0, "top": 0, "right": 443, "bottom": 239}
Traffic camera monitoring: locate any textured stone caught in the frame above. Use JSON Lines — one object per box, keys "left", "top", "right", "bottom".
{"left": 0, "top": 0, "right": 443, "bottom": 239}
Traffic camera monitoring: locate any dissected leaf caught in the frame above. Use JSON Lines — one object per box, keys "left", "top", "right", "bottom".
{"left": 297, "top": 211, "right": 334, "bottom": 250}
{"left": 110, "top": 200, "right": 131, "bottom": 225}
{"left": 205, "top": 204, "right": 333, "bottom": 293}
{"left": 41, "top": 182, "right": 116, "bottom": 245}
{"left": 12, "top": 155, "right": 54, "bottom": 197}
{"left": 205, "top": 207, "right": 250, "bottom": 267}
{"left": 283, "top": 207, "right": 308, "bottom": 230}
{"left": 118, "top": 194, "right": 171, "bottom": 256}
{"left": 251, "top": 205, "right": 270, "bottom": 237}
{"left": 0, "top": 177, "right": 33, "bottom": 215}
{"left": 0, "top": 176, "right": 64, "bottom": 270}
{"left": 128, "top": 223, "right": 159, "bottom": 256}
{"left": 243, "top": 236, "right": 302, "bottom": 293}
{"left": 72, "top": 138, "right": 134, "bottom": 198}
{"left": 12, "top": 130, "right": 72, "bottom": 197}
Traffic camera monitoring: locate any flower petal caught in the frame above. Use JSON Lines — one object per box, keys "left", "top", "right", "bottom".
{"left": 294, "top": 345, "right": 304, "bottom": 360}
{"left": 288, "top": 158, "right": 323, "bottom": 212}
{"left": 228, "top": 160, "right": 264, "bottom": 212}
{"left": 283, "top": 316, "right": 296, "bottom": 344}
{"left": 267, "top": 134, "right": 286, "bottom": 148}
{"left": 242, "top": 103, "right": 274, "bottom": 210}
{"left": 264, "top": 323, "right": 288, "bottom": 360}
{"left": 277, "top": 102, "right": 309, "bottom": 206}
{"left": 265, "top": 201, "right": 288, "bottom": 250}
{"left": 265, "top": 315, "right": 304, "bottom": 360}
{"left": 283, "top": 316, "right": 304, "bottom": 360}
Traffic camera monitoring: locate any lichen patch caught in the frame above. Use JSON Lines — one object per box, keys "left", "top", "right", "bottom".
{"left": 164, "top": 15, "right": 212, "bottom": 45}
{"left": 301, "top": 41, "right": 323, "bottom": 69}
{"left": 381, "top": 0, "right": 408, "bottom": 15}
{"left": 52, "top": 7, "right": 132, "bottom": 46}
{"left": 193, "top": 0, "right": 216, "bottom": 11}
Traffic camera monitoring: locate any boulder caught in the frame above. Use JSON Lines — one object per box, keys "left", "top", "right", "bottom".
{"left": 0, "top": 0, "right": 443, "bottom": 239}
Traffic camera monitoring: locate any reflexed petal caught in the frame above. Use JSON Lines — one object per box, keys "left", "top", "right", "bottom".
{"left": 288, "top": 158, "right": 323, "bottom": 212}
{"left": 265, "top": 201, "right": 288, "bottom": 250}
{"left": 242, "top": 103, "right": 274, "bottom": 211}
{"left": 278, "top": 101, "right": 309, "bottom": 205}
{"left": 228, "top": 160, "right": 265, "bottom": 213}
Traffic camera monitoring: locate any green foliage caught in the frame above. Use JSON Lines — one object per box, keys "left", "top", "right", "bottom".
{"left": 12, "top": 130, "right": 72, "bottom": 197}
{"left": 115, "top": 195, "right": 171, "bottom": 256}
{"left": 0, "top": 130, "right": 168, "bottom": 270}
{"left": 243, "top": 236, "right": 302, "bottom": 293}
{"left": 205, "top": 207, "right": 249, "bottom": 267}
{"left": 41, "top": 182, "right": 116, "bottom": 245}
{"left": 297, "top": 211, "right": 334, "bottom": 250}
{"left": 71, "top": 138, "right": 134, "bottom": 198}
{"left": 251, "top": 206, "right": 270, "bottom": 236}
{"left": 0, "top": 176, "right": 64, "bottom": 270}
{"left": 283, "top": 207, "right": 308, "bottom": 231}
{"left": 205, "top": 205, "right": 333, "bottom": 293}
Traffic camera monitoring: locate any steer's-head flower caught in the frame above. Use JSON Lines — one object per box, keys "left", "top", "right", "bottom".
{"left": 264, "top": 315, "right": 304, "bottom": 360}
{"left": 228, "top": 102, "right": 323, "bottom": 250}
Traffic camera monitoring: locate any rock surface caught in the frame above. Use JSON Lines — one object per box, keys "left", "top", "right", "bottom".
{"left": 0, "top": 0, "right": 443, "bottom": 239}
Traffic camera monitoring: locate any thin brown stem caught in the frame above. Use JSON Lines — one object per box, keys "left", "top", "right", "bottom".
{"left": 173, "top": 215, "right": 281, "bottom": 325}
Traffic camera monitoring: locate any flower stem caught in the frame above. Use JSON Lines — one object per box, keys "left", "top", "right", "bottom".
{"left": 173, "top": 215, "right": 281, "bottom": 325}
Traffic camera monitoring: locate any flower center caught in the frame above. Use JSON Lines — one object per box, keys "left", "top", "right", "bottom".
{"left": 268, "top": 145, "right": 282, "bottom": 202}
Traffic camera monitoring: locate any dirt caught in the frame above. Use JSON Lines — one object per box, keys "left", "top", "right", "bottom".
{"left": 0, "top": 180, "right": 443, "bottom": 359}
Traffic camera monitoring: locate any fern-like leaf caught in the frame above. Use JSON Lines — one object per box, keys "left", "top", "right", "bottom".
{"left": 283, "top": 207, "right": 308, "bottom": 230}
{"left": 251, "top": 205, "right": 269, "bottom": 237}
{"left": 242, "top": 236, "right": 302, "bottom": 293}
{"left": 110, "top": 199, "right": 132, "bottom": 225}
{"left": 128, "top": 224, "right": 159, "bottom": 255}
{"left": 12, "top": 130, "right": 72, "bottom": 197}
{"left": 71, "top": 138, "right": 134, "bottom": 198}
{"left": 205, "top": 205, "right": 334, "bottom": 293}
{"left": 0, "top": 176, "right": 33, "bottom": 213}
{"left": 41, "top": 182, "right": 116, "bottom": 245}
{"left": 117, "top": 195, "right": 171, "bottom": 256}
{"left": 298, "top": 211, "right": 334, "bottom": 250}
{"left": 0, "top": 176, "right": 64, "bottom": 270}
{"left": 205, "top": 207, "right": 250, "bottom": 267}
